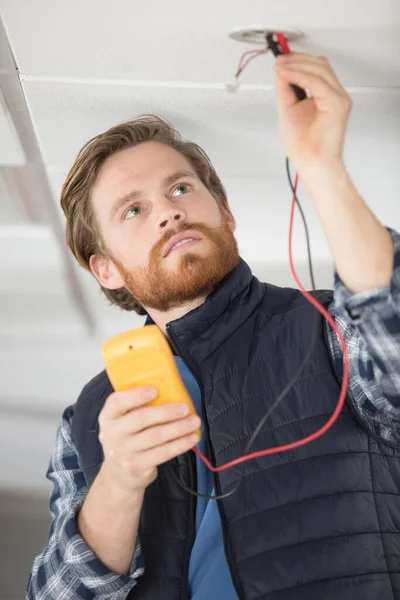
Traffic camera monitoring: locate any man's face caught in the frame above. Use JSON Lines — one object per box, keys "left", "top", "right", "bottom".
{"left": 90, "top": 141, "right": 239, "bottom": 311}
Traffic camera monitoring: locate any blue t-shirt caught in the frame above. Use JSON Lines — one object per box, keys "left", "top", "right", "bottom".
{"left": 175, "top": 357, "right": 238, "bottom": 600}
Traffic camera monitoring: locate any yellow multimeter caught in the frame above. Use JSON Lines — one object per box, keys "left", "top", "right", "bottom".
{"left": 101, "top": 325, "right": 201, "bottom": 439}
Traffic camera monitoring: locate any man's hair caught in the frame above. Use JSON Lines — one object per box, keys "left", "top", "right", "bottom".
{"left": 60, "top": 114, "right": 229, "bottom": 315}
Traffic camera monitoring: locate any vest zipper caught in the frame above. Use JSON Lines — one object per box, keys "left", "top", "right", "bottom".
{"left": 166, "top": 324, "right": 197, "bottom": 600}
{"left": 166, "top": 323, "right": 245, "bottom": 600}
{"left": 184, "top": 449, "right": 197, "bottom": 600}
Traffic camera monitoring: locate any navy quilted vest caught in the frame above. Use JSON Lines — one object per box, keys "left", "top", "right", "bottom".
{"left": 71, "top": 258, "right": 400, "bottom": 600}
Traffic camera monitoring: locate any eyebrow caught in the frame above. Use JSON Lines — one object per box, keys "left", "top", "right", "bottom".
{"left": 109, "top": 170, "right": 197, "bottom": 221}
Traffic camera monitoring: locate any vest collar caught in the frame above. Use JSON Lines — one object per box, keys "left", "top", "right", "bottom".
{"left": 145, "top": 258, "right": 265, "bottom": 361}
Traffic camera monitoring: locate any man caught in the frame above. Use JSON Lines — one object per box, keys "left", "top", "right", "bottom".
{"left": 27, "top": 53, "right": 400, "bottom": 600}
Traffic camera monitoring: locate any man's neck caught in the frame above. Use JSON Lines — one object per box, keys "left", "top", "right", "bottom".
{"left": 145, "top": 295, "right": 208, "bottom": 335}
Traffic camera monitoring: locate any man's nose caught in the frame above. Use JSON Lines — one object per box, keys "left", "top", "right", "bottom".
{"left": 157, "top": 206, "right": 186, "bottom": 229}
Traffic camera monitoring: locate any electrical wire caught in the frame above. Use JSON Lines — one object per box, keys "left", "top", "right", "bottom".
{"left": 168, "top": 34, "right": 349, "bottom": 500}
{"left": 286, "top": 158, "right": 316, "bottom": 290}
{"left": 235, "top": 46, "right": 268, "bottom": 78}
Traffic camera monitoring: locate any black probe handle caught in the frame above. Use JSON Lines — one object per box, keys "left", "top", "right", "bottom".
{"left": 291, "top": 83, "right": 307, "bottom": 101}
{"left": 266, "top": 34, "right": 307, "bottom": 102}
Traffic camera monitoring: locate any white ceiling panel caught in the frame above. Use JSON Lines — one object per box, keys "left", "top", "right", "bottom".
{"left": 0, "top": 224, "right": 61, "bottom": 269}
{"left": 23, "top": 82, "right": 281, "bottom": 176}
{"left": 1, "top": 0, "right": 400, "bottom": 86}
{"left": 21, "top": 81, "right": 400, "bottom": 184}
{"left": 0, "top": 87, "right": 26, "bottom": 166}
{"left": 0, "top": 225, "right": 89, "bottom": 336}
{"left": 0, "top": 169, "right": 26, "bottom": 222}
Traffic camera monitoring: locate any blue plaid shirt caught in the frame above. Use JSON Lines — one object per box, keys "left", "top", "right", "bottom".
{"left": 27, "top": 227, "right": 400, "bottom": 600}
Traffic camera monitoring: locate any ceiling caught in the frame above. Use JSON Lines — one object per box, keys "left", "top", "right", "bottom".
{"left": 0, "top": 0, "right": 399, "bottom": 492}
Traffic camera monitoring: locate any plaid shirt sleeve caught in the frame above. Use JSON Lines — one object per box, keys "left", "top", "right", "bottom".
{"left": 26, "top": 405, "right": 144, "bottom": 600}
{"left": 326, "top": 226, "right": 400, "bottom": 445}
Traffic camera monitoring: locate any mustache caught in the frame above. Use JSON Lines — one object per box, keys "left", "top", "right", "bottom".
{"left": 152, "top": 222, "right": 214, "bottom": 254}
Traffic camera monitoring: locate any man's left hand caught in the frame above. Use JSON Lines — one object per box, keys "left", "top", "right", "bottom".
{"left": 274, "top": 52, "right": 353, "bottom": 171}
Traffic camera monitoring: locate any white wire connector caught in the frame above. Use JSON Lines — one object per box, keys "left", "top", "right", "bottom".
{"left": 225, "top": 76, "right": 240, "bottom": 92}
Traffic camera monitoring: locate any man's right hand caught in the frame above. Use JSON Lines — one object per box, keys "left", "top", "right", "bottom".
{"left": 98, "top": 387, "right": 201, "bottom": 492}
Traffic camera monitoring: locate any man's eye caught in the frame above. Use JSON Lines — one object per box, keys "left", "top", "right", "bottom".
{"left": 172, "top": 184, "right": 189, "bottom": 197}
{"left": 125, "top": 205, "right": 142, "bottom": 219}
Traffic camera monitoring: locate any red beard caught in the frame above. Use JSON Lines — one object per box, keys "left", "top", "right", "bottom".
{"left": 112, "top": 214, "right": 239, "bottom": 312}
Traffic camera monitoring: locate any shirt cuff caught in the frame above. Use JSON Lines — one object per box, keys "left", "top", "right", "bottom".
{"left": 333, "top": 227, "right": 400, "bottom": 324}
{"left": 59, "top": 497, "right": 143, "bottom": 593}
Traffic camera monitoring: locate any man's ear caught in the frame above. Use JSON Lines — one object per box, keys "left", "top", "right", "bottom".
{"left": 89, "top": 254, "right": 125, "bottom": 290}
{"left": 221, "top": 203, "right": 236, "bottom": 232}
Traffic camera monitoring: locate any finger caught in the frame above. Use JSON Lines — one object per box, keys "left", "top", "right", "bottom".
{"left": 114, "top": 401, "right": 193, "bottom": 435}
{"left": 278, "top": 53, "right": 334, "bottom": 71}
{"left": 123, "top": 414, "right": 202, "bottom": 453}
{"left": 276, "top": 58, "right": 341, "bottom": 92}
{"left": 133, "top": 432, "right": 200, "bottom": 468}
{"left": 275, "top": 67, "right": 340, "bottom": 103}
{"left": 274, "top": 68, "right": 307, "bottom": 109}
{"left": 279, "top": 52, "right": 330, "bottom": 66}
{"left": 101, "top": 387, "right": 158, "bottom": 420}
